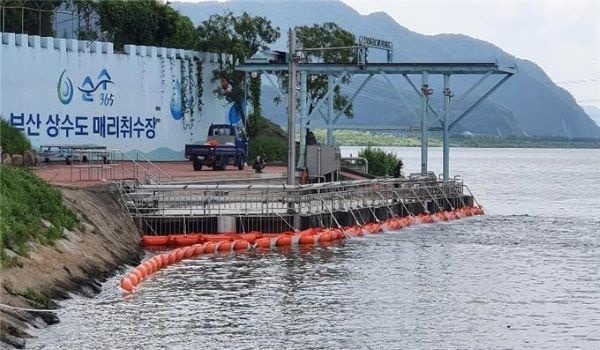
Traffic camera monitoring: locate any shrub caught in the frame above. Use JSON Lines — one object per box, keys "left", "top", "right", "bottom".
{"left": 249, "top": 135, "right": 288, "bottom": 162}
{"left": 359, "top": 146, "right": 402, "bottom": 177}
{"left": 0, "top": 118, "right": 32, "bottom": 155}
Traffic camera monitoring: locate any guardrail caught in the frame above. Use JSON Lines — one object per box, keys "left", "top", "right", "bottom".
{"left": 119, "top": 176, "right": 473, "bottom": 234}
{"left": 69, "top": 149, "right": 172, "bottom": 185}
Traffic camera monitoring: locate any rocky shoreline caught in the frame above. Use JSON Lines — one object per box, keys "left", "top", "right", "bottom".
{"left": 0, "top": 186, "right": 142, "bottom": 349}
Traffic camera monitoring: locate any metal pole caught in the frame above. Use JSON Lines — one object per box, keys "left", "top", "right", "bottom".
{"left": 298, "top": 71, "right": 307, "bottom": 168}
{"left": 244, "top": 71, "right": 248, "bottom": 129}
{"left": 420, "top": 71, "right": 429, "bottom": 175}
{"left": 327, "top": 74, "right": 334, "bottom": 145}
{"left": 287, "top": 28, "right": 297, "bottom": 186}
{"left": 443, "top": 74, "right": 451, "bottom": 182}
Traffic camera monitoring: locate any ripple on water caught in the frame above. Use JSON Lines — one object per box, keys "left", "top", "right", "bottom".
{"left": 27, "top": 148, "right": 600, "bottom": 349}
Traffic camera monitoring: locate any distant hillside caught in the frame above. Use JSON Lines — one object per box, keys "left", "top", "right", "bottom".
{"left": 173, "top": 0, "right": 600, "bottom": 138}
{"left": 583, "top": 105, "right": 600, "bottom": 127}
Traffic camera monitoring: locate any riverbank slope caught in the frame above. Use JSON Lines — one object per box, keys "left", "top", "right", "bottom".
{"left": 0, "top": 186, "right": 142, "bottom": 348}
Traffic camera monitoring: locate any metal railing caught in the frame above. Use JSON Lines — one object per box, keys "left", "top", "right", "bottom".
{"left": 119, "top": 176, "right": 471, "bottom": 234}
{"left": 69, "top": 149, "right": 172, "bottom": 185}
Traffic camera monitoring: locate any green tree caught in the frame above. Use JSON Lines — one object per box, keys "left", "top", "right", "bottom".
{"left": 0, "top": 0, "right": 61, "bottom": 36}
{"left": 278, "top": 23, "right": 356, "bottom": 118}
{"left": 91, "top": 0, "right": 195, "bottom": 50}
{"left": 359, "top": 146, "right": 402, "bottom": 177}
{"left": 197, "top": 12, "right": 279, "bottom": 125}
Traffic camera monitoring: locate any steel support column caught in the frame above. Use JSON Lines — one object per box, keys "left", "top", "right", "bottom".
{"left": 327, "top": 74, "right": 334, "bottom": 145}
{"left": 420, "top": 72, "right": 429, "bottom": 175}
{"left": 443, "top": 74, "right": 451, "bottom": 182}
{"left": 298, "top": 71, "right": 308, "bottom": 168}
{"left": 287, "top": 29, "right": 297, "bottom": 186}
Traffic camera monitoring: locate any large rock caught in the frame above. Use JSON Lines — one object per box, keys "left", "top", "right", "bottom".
{"left": 1, "top": 153, "right": 12, "bottom": 165}
{"left": 22, "top": 150, "right": 35, "bottom": 166}
{"left": 11, "top": 154, "right": 23, "bottom": 166}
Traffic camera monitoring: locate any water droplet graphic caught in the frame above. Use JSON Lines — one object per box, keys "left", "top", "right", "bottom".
{"left": 57, "top": 70, "right": 73, "bottom": 105}
{"left": 170, "top": 80, "right": 183, "bottom": 120}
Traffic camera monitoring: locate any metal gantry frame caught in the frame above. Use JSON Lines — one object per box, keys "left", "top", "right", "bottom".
{"left": 237, "top": 31, "right": 516, "bottom": 183}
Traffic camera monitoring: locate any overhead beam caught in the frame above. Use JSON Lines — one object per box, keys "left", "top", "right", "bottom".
{"left": 332, "top": 73, "right": 374, "bottom": 123}
{"left": 381, "top": 72, "right": 421, "bottom": 124}
{"left": 429, "top": 71, "right": 493, "bottom": 125}
{"left": 306, "top": 72, "right": 349, "bottom": 121}
{"left": 449, "top": 74, "right": 514, "bottom": 130}
{"left": 402, "top": 74, "right": 441, "bottom": 124}
{"left": 237, "top": 62, "right": 516, "bottom": 75}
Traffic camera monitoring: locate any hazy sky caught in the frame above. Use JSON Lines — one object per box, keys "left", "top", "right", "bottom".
{"left": 340, "top": 0, "right": 600, "bottom": 108}
{"left": 179, "top": 0, "right": 600, "bottom": 108}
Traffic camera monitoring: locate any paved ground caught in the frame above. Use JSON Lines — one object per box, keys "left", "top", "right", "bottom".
{"left": 34, "top": 161, "right": 288, "bottom": 188}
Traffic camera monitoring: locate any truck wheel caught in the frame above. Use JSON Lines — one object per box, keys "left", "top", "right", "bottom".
{"left": 237, "top": 156, "right": 245, "bottom": 170}
{"left": 66, "top": 156, "right": 72, "bottom": 165}
{"left": 193, "top": 158, "right": 202, "bottom": 171}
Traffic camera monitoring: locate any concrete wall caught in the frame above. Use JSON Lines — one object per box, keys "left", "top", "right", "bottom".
{"left": 0, "top": 32, "right": 231, "bottom": 160}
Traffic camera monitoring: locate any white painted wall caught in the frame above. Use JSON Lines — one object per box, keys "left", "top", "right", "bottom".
{"left": 0, "top": 32, "right": 230, "bottom": 160}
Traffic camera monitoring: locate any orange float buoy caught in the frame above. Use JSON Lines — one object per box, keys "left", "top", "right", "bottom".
{"left": 218, "top": 242, "right": 232, "bottom": 252}
{"left": 255, "top": 237, "right": 271, "bottom": 249}
{"left": 133, "top": 268, "right": 145, "bottom": 281}
{"left": 141, "top": 235, "right": 170, "bottom": 247}
{"left": 183, "top": 246, "right": 194, "bottom": 258}
{"left": 168, "top": 251, "right": 178, "bottom": 264}
{"left": 298, "top": 234, "right": 314, "bottom": 245}
{"left": 276, "top": 236, "right": 292, "bottom": 247}
{"left": 318, "top": 233, "right": 332, "bottom": 243}
{"left": 129, "top": 273, "right": 139, "bottom": 286}
{"left": 175, "top": 248, "right": 185, "bottom": 260}
{"left": 239, "top": 233, "right": 259, "bottom": 244}
{"left": 204, "top": 242, "right": 216, "bottom": 253}
{"left": 121, "top": 277, "right": 134, "bottom": 292}
{"left": 161, "top": 253, "right": 170, "bottom": 266}
{"left": 192, "top": 244, "right": 205, "bottom": 256}
{"left": 149, "top": 258, "right": 158, "bottom": 271}
{"left": 140, "top": 262, "right": 151, "bottom": 275}
{"left": 233, "top": 240, "right": 249, "bottom": 251}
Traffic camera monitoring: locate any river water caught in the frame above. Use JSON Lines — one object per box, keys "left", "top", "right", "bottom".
{"left": 28, "top": 148, "right": 600, "bottom": 349}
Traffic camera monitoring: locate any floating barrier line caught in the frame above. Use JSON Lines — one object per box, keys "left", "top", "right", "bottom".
{"left": 120, "top": 206, "right": 485, "bottom": 294}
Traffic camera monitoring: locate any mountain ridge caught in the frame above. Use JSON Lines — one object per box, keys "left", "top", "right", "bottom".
{"left": 173, "top": 0, "right": 600, "bottom": 138}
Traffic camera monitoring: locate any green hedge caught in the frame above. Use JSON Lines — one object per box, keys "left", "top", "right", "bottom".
{"left": 1, "top": 118, "right": 32, "bottom": 155}
{"left": 0, "top": 166, "right": 78, "bottom": 264}
{"left": 359, "top": 146, "right": 402, "bottom": 177}
{"left": 248, "top": 135, "right": 288, "bottom": 162}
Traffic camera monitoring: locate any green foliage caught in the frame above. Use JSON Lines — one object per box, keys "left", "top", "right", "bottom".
{"left": 359, "top": 146, "right": 402, "bottom": 177}
{"left": 0, "top": 118, "right": 32, "bottom": 155}
{"left": 249, "top": 73, "right": 262, "bottom": 131}
{"left": 167, "top": 15, "right": 199, "bottom": 50}
{"left": 311, "top": 129, "right": 441, "bottom": 147}
{"left": 91, "top": 0, "right": 196, "bottom": 50}
{"left": 0, "top": 166, "right": 78, "bottom": 262}
{"left": 296, "top": 23, "right": 356, "bottom": 118}
{"left": 197, "top": 12, "right": 279, "bottom": 124}
{"left": 0, "top": 0, "right": 60, "bottom": 36}
{"left": 249, "top": 135, "right": 288, "bottom": 163}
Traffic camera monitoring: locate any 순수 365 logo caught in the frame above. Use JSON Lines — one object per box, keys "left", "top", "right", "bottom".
{"left": 57, "top": 69, "right": 115, "bottom": 106}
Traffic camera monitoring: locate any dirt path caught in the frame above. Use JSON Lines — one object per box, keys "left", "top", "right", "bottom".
{"left": 0, "top": 186, "right": 142, "bottom": 348}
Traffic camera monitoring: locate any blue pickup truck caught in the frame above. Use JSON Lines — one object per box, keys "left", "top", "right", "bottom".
{"left": 184, "top": 124, "right": 248, "bottom": 171}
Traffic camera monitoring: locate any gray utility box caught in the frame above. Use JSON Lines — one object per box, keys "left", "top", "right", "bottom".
{"left": 306, "top": 145, "right": 341, "bottom": 176}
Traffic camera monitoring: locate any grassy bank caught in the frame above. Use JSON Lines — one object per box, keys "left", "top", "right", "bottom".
{"left": 0, "top": 166, "right": 78, "bottom": 266}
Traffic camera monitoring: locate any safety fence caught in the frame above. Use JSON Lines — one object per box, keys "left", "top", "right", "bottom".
{"left": 118, "top": 175, "right": 474, "bottom": 235}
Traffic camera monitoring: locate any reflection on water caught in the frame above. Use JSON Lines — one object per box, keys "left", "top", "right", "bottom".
{"left": 28, "top": 148, "right": 600, "bottom": 349}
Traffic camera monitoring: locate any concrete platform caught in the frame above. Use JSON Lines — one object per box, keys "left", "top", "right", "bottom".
{"left": 34, "top": 161, "right": 288, "bottom": 188}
